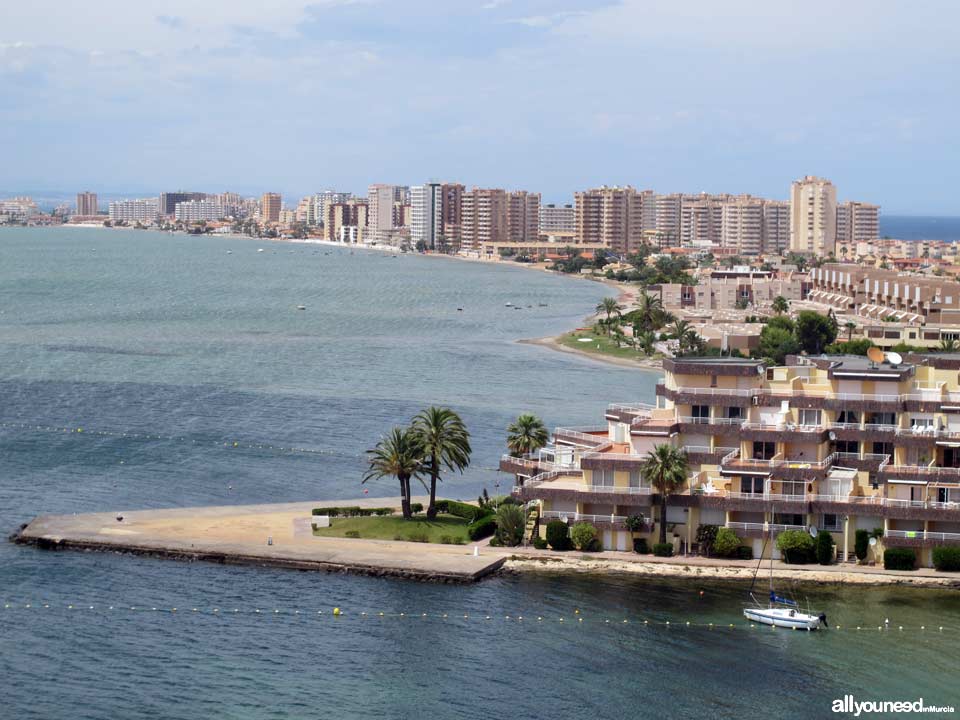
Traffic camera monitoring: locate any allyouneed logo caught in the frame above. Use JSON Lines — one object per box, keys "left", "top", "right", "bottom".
{"left": 833, "top": 695, "right": 956, "bottom": 716}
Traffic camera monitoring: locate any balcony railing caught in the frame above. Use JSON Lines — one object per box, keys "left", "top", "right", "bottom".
{"left": 883, "top": 464, "right": 960, "bottom": 478}
{"left": 725, "top": 521, "right": 806, "bottom": 535}
{"left": 499, "top": 454, "right": 543, "bottom": 470}
{"left": 741, "top": 422, "right": 826, "bottom": 433}
{"left": 885, "top": 529, "right": 960, "bottom": 542}
{"left": 553, "top": 427, "right": 608, "bottom": 447}
{"left": 541, "top": 510, "right": 629, "bottom": 524}
{"left": 659, "top": 383, "right": 759, "bottom": 398}
{"left": 606, "top": 402, "right": 656, "bottom": 415}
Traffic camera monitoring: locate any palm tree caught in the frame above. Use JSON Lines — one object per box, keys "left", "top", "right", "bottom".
{"left": 939, "top": 337, "right": 959, "bottom": 353}
{"left": 641, "top": 444, "right": 690, "bottom": 545}
{"left": 412, "top": 407, "right": 472, "bottom": 520}
{"left": 596, "top": 297, "right": 623, "bottom": 335}
{"left": 845, "top": 321, "right": 857, "bottom": 342}
{"left": 670, "top": 318, "right": 692, "bottom": 341}
{"left": 772, "top": 296, "right": 789, "bottom": 315}
{"left": 363, "top": 427, "right": 424, "bottom": 519}
{"left": 636, "top": 329, "right": 656, "bottom": 355}
{"left": 635, "top": 291, "right": 665, "bottom": 331}
{"left": 506, "top": 414, "right": 549, "bottom": 458}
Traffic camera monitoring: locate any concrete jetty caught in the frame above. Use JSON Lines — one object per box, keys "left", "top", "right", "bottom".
{"left": 13, "top": 498, "right": 507, "bottom": 583}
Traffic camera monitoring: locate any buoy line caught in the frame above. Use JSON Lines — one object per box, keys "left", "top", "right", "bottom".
{"left": 0, "top": 603, "right": 951, "bottom": 633}
{"left": 0, "top": 421, "right": 504, "bottom": 472}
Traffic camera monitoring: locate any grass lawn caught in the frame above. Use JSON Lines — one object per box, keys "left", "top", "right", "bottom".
{"left": 312, "top": 513, "right": 470, "bottom": 544}
{"left": 558, "top": 330, "right": 661, "bottom": 362}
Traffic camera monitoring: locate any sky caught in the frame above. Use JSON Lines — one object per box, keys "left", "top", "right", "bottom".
{"left": 2, "top": 0, "right": 958, "bottom": 213}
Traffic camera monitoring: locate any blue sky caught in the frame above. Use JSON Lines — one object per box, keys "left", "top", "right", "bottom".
{"left": 2, "top": 1, "right": 957, "bottom": 213}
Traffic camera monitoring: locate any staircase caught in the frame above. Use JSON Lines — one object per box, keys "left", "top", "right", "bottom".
{"left": 524, "top": 505, "right": 541, "bottom": 546}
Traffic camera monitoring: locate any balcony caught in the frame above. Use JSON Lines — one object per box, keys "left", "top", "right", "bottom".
{"left": 515, "top": 469, "right": 655, "bottom": 504}
{"left": 499, "top": 453, "right": 548, "bottom": 476}
{"left": 681, "top": 445, "right": 738, "bottom": 465}
{"left": 725, "top": 521, "right": 806, "bottom": 538}
{"left": 831, "top": 452, "right": 891, "bottom": 472}
{"left": 884, "top": 529, "right": 960, "bottom": 547}
{"left": 605, "top": 402, "right": 656, "bottom": 424}
{"left": 879, "top": 464, "right": 960, "bottom": 481}
{"left": 553, "top": 427, "right": 609, "bottom": 448}
{"left": 580, "top": 451, "right": 644, "bottom": 471}
{"left": 540, "top": 510, "right": 636, "bottom": 530}
{"left": 740, "top": 421, "right": 829, "bottom": 442}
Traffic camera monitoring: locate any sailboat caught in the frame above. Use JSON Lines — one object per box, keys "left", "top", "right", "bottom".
{"left": 742, "top": 520, "right": 828, "bottom": 631}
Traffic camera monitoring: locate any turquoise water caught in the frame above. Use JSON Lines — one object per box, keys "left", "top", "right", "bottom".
{"left": 1, "top": 227, "right": 958, "bottom": 719}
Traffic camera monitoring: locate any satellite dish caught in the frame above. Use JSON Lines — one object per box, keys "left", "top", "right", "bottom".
{"left": 868, "top": 537, "right": 877, "bottom": 547}
{"left": 887, "top": 351, "right": 903, "bottom": 366}
{"left": 867, "top": 346, "right": 885, "bottom": 364}
{"left": 808, "top": 525, "right": 819, "bottom": 538}
{"left": 829, "top": 431, "right": 837, "bottom": 441}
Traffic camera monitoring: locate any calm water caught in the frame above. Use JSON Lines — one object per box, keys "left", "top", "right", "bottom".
{"left": 0, "top": 227, "right": 957, "bottom": 719}
{"left": 881, "top": 215, "right": 960, "bottom": 242}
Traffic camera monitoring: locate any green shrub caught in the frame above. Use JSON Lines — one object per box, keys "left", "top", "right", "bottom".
{"left": 545, "top": 520, "right": 571, "bottom": 551}
{"left": 653, "top": 543, "right": 674, "bottom": 557}
{"left": 312, "top": 506, "right": 394, "bottom": 517}
{"left": 884, "top": 547, "right": 916, "bottom": 571}
{"left": 410, "top": 503, "right": 424, "bottom": 514}
{"left": 854, "top": 529, "right": 870, "bottom": 561}
{"left": 344, "top": 530, "right": 360, "bottom": 539}
{"left": 816, "top": 530, "right": 835, "bottom": 565}
{"left": 696, "top": 524, "right": 719, "bottom": 555}
{"left": 735, "top": 545, "right": 753, "bottom": 560}
{"left": 624, "top": 515, "right": 648, "bottom": 533}
{"left": 439, "top": 535, "right": 453, "bottom": 544}
{"left": 407, "top": 531, "right": 430, "bottom": 543}
{"left": 440, "top": 500, "right": 490, "bottom": 522}
{"left": 452, "top": 537, "right": 466, "bottom": 545}
{"left": 373, "top": 508, "right": 394, "bottom": 516}
{"left": 533, "top": 536, "right": 548, "bottom": 550}
{"left": 570, "top": 522, "right": 598, "bottom": 551}
{"left": 488, "top": 536, "right": 502, "bottom": 547}
{"left": 932, "top": 546, "right": 960, "bottom": 571}
{"left": 467, "top": 515, "right": 497, "bottom": 541}
{"left": 393, "top": 534, "right": 403, "bottom": 541}
{"left": 434, "top": 499, "right": 449, "bottom": 513}
{"left": 633, "top": 538, "right": 649, "bottom": 554}
{"left": 776, "top": 530, "right": 816, "bottom": 564}
{"left": 585, "top": 537, "right": 603, "bottom": 552}
{"left": 712, "top": 527, "right": 741, "bottom": 557}
{"left": 494, "top": 504, "right": 526, "bottom": 547}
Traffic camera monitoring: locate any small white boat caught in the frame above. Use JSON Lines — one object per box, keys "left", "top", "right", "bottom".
{"left": 505, "top": 302, "right": 513, "bottom": 307}
{"left": 744, "top": 593, "right": 825, "bottom": 630}
{"left": 296, "top": 305, "right": 306, "bottom": 311}
{"left": 257, "top": 248, "right": 265, "bottom": 253}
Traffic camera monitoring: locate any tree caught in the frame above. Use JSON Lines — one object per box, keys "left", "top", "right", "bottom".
{"left": 939, "top": 337, "right": 959, "bottom": 353}
{"left": 636, "top": 330, "right": 656, "bottom": 355}
{"left": 795, "top": 310, "right": 838, "bottom": 355}
{"left": 506, "top": 413, "right": 549, "bottom": 457}
{"left": 641, "top": 445, "right": 689, "bottom": 545}
{"left": 596, "top": 297, "right": 623, "bottom": 334}
{"left": 494, "top": 504, "right": 526, "bottom": 547}
{"left": 772, "top": 296, "right": 789, "bottom": 315}
{"left": 758, "top": 326, "right": 801, "bottom": 365}
{"left": 412, "top": 407, "right": 472, "bottom": 520}
{"left": 713, "top": 527, "right": 741, "bottom": 557}
{"left": 634, "top": 291, "right": 667, "bottom": 332}
{"left": 845, "top": 321, "right": 857, "bottom": 341}
{"left": 363, "top": 427, "right": 424, "bottom": 519}
{"left": 570, "top": 522, "right": 598, "bottom": 551}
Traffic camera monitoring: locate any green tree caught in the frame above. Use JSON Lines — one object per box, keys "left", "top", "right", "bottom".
{"left": 641, "top": 445, "right": 689, "bottom": 545}
{"left": 494, "top": 504, "right": 526, "bottom": 547}
{"left": 634, "top": 290, "right": 667, "bottom": 331}
{"left": 636, "top": 329, "right": 656, "bottom": 355}
{"left": 412, "top": 407, "right": 472, "bottom": 520}
{"left": 845, "top": 321, "right": 857, "bottom": 341}
{"left": 596, "top": 297, "right": 623, "bottom": 334}
{"left": 795, "top": 310, "right": 838, "bottom": 355}
{"left": 713, "top": 527, "right": 741, "bottom": 557}
{"left": 772, "top": 296, "right": 789, "bottom": 315}
{"left": 939, "top": 337, "right": 959, "bottom": 353}
{"left": 506, "top": 413, "right": 550, "bottom": 457}
{"left": 758, "top": 326, "right": 801, "bottom": 365}
{"left": 570, "top": 522, "right": 598, "bottom": 551}
{"left": 363, "top": 427, "right": 424, "bottom": 519}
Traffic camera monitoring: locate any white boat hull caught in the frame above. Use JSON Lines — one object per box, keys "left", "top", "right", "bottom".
{"left": 743, "top": 607, "right": 822, "bottom": 630}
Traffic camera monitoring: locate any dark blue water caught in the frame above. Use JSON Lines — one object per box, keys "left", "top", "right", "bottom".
{"left": 1, "top": 228, "right": 957, "bottom": 719}
{"left": 881, "top": 215, "right": 960, "bottom": 242}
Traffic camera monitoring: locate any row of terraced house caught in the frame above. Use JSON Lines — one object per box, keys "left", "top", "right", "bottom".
{"left": 500, "top": 354, "right": 960, "bottom": 567}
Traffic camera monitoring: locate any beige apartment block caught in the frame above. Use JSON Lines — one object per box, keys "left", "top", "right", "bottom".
{"left": 836, "top": 201, "right": 880, "bottom": 245}
{"left": 76, "top": 191, "right": 98, "bottom": 216}
{"left": 506, "top": 191, "right": 541, "bottom": 243}
{"left": 789, "top": 176, "right": 837, "bottom": 255}
{"left": 460, "top": 188, "right": 508, "bottom": 252}
{"left": 367, "top": 184, "right": 397, "bottom": 243}
{"left": 260, "top": 193, "right": 282, "bottom": 223}
{"left": 574, "top": 186, "right": 654, "bottom": 255}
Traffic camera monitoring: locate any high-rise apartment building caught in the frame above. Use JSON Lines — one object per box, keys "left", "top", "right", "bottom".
{"left": 109, "top": 198, "right": 159, "bottom": 222}
{"left": 720, "top": 196, "right": 764, "bottom": 255}
{"left": 506, "top": 191, "right": 540, "bottom": 243}
{"left": 367, "top": 184, "right": 398, "bottom": 243}
{"left": 260, "top": 193, "right": 282, "bottom": 223}
{"left": 789, "top": 176, "right": 837, "bottom": 255}
{"left": 574, "top": 186, "right": 653, "bottom": 255}
{"left": 836, "top": 201, "right": 880, "bottom": 245}
{"left": 440, "top": 183, "right": 463, "bottom": 250}
{"left": 539, "top": 204, "right": 575, "bottom": 236}
{"left": 762, "top": 201, "right": 790, "bottom": 255}
{"left": 76, "top": 192, "right": 98, "bottom": 216}
{"left": 410, "top": 183, "right": 443, "bottom": 249}
{"left": 174, "top": 199, "right": 225, "bottom": 223}
{"left": 217, "top": 192, "right": 243, "bottom": 218}
{"left": 460, "top": 188, "right": 508, "bottom": 252}
{"left": 324, "top": 199, "right": 368, "bottom": 243}
{"left": 654, "top": 193, "right": 682, "bottom": 246}
{"left": 680, "top": 194, "right": 727, "bottom": 248}
{"left": 159, "top": 192, "right": 206, "bottom": 217}
{"left": 312, "top": 191, "right": 353, "bottom": 227}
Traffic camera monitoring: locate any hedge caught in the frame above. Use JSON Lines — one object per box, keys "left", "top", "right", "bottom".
{"left": 653, "top": 543, "right": 674, "bottom": 557}
{"left": 633, "top": 538, "right": 649, "bottom": 554}
{"left": 545, "top": 520, "right": 571, "bottom": 551}
{"left": 410, "top": 502, "right": 424, "bottom": 514}
{"left": 571, "top": 523, "right": 598, "bottom": 551}
{"left": 815, "top": 530, "right": 835, "bottom": 565}
{"left": 932, "top": 546, "right": 960, "bottom": 572}
{"left": 735, "top": 545, "right": 753, "bottom": 561}
{"left": 854, "top": 529, "right": 870, "bottom": 561}
{"left": 776, "top": 530, "right": 816, "bottom": 564}
{"left": 884, "top": 547, "right": 917, "bottom": 571}
{"left": 532, "top": 536, "right": 548, "bottom": 550}
{"left": 312, "top": 506, "right": 394, "bottom": 517}
{"left": 467, "top": 515, "right": 497, "bottom": 541}
{"left": 435, "top": 499, "right": 491, "bottom": 522}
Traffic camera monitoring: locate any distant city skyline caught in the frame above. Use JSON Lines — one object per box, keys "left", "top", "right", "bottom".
{"left": 3, "top": 2, "right": 959, "bottom": 214}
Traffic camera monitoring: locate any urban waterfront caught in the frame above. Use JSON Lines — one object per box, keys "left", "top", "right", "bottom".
{"left": 1, "top": 228, "right": 958, "bottom": 719}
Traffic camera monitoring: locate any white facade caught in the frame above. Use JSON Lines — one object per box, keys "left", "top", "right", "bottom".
{"left": 538, "top": 204, "right": 575, "bottom": 235}
{"left": 410, "top": 183, "right": 442, "bottom": 249}
{"left": 109, "top": 198, "right": 159, "bottom": 222}
{"left": 367, "top": 184, "right": 397, "bottom": 243}
{"left": 174, "top": 199, "right": 226, "bottom": 222}
{"left": 720, "top": 198, "right": 764, "bottom": 255}
{"left": 312, "top": 191, "right": 352, "bottom": 227}
{"left": 789, "top": 176, "right": 837, "bottom": 255}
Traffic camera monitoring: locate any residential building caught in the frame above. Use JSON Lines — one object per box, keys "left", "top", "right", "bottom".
{"left": 574, "top": 186, "right": 654, "bottom": 255}
{"left": 312, "top": 191, "right": 353, "bottom": 227}
{"left": 836, "top": 201, "right": 880, "bottom": 245}
{"left": 109, "top": 198, "right": 159, "bottom": 223}
{"left": 410, "top": 183, "right": 442, "bottom": 249}
{"left": 506, "top": 191, "right": 540, "bottom": 243}
{"left": 217, "top": 192, "right": 243, "bottom": 218}
{"left": 460, "top": 188, "right": 507, "bottom": 252}
{"left": 808, "top": 263, "right": 960, "bottom": 324}
{"left": 539, "top": 203, "right": 575, "bottom": 236}
{"left": 680, "top": 193, "right": 726, "bottom": 249}
{"left": 789, "top": 176, "right": 837, "bottom": 255}
{"left": 654, "top": 193, "right": 682, "bottom": 247}
{"left": 76, "top": 192, "right": 98, "bottom": 216}
{"left": 174, "top": 199, "right": 225, "bottom": 223}
{"left": 260, "top": 193, "right": 282, "bottom": 223}
{"left": 501, "top": 354, "right": 960, "bottom": 567}
{"left": 720, "top": 196, "right": 764, "bottom": 255}
{"left": 367, "top": 184, "right": 398, "bottom": 243}
{"left": 160, "top": 192, "right": 206, "bottom": 217}
{"left": 0, "top": 197, "right": 40, "bottom": 223}
{"left": 762, "top": 201, "right": 790, "bottom": 255}
{"left": 325, "top": 199, "right": 368, "bottom": 243}
{"left": 440, "top": 183, "right": 464, "bottom": 250}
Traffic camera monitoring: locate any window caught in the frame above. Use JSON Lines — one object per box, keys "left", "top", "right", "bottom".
{"left": 820, "top": 514, "right": 842, "bottom": 531}
{"left": 798, "top": 409, "right": 821, "bottom": 427}
{"left": 834, "top": 440, "right": 859, "bottom": 454}
{"left": 937, "top": 487, "right": 953, "bottom": 504}
{"left": 866, "top": 412, "right": 896, "bottom": 427}
{"left": 726, "top": 406, "right": 743, "bottom": 420}
{"left": 753, "top": 441, "right": 776, "bottom": 460}
{"left": 741, "top": 477, "right": 764, "bottom": 494}
{"left": 628, "top": 470, "right": 645, "bottom": 488}
{"left": 692, "top": 405, "right": 709, "bottom": 423}
{"left": 773, "top": 513, "right": 804, "bottom": 526}
{"left": 595, "top": 469, "right": 615, "bottom": 487}
{"left": 836, "top": 411, "right": 859, "bottom": 425}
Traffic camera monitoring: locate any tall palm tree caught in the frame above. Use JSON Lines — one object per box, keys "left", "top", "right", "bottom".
{"left": 641, "top": 444, "right": 690, "bottom": 545}
{"left": 845, "top": 321, "right": 857, "bottom": 342}
{"left": 596, "top": 297, "right": 623, "bottom": 335}
{"left": 506, "top": 414, "right": 549, "bottom": 458}
{"left": 363, "top": 427, "right": 424, "bottom": 519}
{"left": 635, "top": 290, "right": 667, "bottom": 332}
{"left": 412, "top": 407, "right": 472, "bottom": 520}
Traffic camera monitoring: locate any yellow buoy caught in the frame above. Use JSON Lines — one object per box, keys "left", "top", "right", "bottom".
{"left": 333, "top": 607, "right": 341, "bottom": 616}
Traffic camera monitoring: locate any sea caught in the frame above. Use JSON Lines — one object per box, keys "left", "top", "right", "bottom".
{"left": 881, "top": 215, "right": 960, "bottom": 242}
{"left": 0, "top": 227, "right": 958, "bottom": 720}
